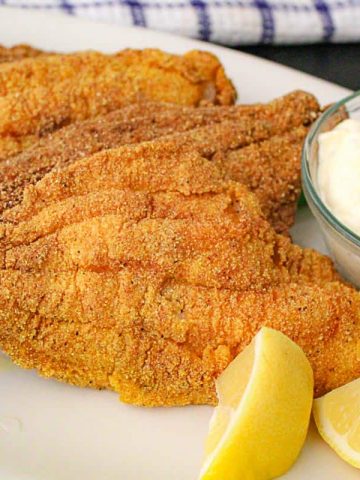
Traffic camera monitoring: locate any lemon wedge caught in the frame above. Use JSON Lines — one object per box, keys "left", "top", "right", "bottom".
{"left": 313, "top": 377, "right": 360, "bottom": 469}
{"left": 199, "top": 327, "right": 314, "bottom": 480}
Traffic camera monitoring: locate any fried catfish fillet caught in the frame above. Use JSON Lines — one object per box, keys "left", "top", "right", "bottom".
{"left": 0, "top": 44, "right": 44, "bottom": 64}
{"left": 1, "top": 91, "right": 319, "bottom": 233}
{"left": 0, "top": 138, "right": 358, "bottom": 407}
{"left": 0, "top": 48, "right": 235, "bottom": 159}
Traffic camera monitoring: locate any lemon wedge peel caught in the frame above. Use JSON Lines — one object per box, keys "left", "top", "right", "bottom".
{"left": 313, "top": 378, "right": 360, "bottom": 470}
{"left": 199, "top": 327, "right": 314, "bottom": 480}
{"left": 201, "top": 335, "right": 258, "bottom": 477}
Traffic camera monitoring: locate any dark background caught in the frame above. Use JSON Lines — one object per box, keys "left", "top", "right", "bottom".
{"left": 239, "top": 44, "right": 360, "bottom": 91}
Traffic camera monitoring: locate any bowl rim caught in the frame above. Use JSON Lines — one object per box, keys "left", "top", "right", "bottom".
{"left": 302, "top": 89, "right": 360, "bottom": 248}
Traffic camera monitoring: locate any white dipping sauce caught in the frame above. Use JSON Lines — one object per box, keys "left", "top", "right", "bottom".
{"left": 318, "top": 118, "right": 360, "bottom": 235}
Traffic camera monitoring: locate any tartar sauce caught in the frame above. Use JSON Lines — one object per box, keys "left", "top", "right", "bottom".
{"left": 318, "top": 118, "right": 360, "bottom": 236}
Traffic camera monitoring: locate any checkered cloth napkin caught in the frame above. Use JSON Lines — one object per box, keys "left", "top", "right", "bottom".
{"left": 2, "top": 0, "right": 360, "bottom": 45}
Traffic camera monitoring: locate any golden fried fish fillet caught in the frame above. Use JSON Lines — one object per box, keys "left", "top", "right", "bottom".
{"left": 1, "top": 91, "right": 319, "bottom": 234}
{"left": 0, "top": 88, "right": 317, "bottom": 169}
{"left": 0, "top": 48, "right": 235, "bottom": 159}
{"left": 0, "top": 44, "right": 44, "bottom": 64}
{"left": 0, "top": 138, "right": 358, "bottom": 407}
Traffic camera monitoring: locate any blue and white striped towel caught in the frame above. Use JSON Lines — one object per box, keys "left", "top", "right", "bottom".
{"left": 1, "top": 0, "right": 360, "bottom": 45}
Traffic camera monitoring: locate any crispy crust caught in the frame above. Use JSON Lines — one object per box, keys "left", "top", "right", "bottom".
{"left": 0, "top": 134, "right": 358, "bottom": 406}
{"left": 0, "top": 48, "right": 236, "bottom": 159}
{"left": 1, "top": 48, "right": 356, "bottom": 408}
{"left": 1, "top": 91, "right": 319, "bottom": 233}
{"left": 0, "top": 44, "right": 45, "bottom": 64}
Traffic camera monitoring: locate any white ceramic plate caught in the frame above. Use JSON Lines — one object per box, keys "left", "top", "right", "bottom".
{"left": 0, "top": 8, "right": 357, "bottom": 480}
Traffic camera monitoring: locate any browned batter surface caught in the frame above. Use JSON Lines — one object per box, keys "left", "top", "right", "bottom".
{"left": 0, "top": 48, "right": 235, "bottom": 159}
{"left": 0, "top": 136, "right": 358, "bottom": 407}
{"left": 0, "top": 91, "right": 319, "bottom": 233}
{"left": 1, "top": 46, "right": 355, "bottom": 409}
{"left": 0, "top": 44, "right": 45, "bottom": 64}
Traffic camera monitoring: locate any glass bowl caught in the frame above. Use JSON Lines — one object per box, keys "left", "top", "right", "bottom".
{"left": 302, "top": 90, "right": 360, "bottom": 288}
